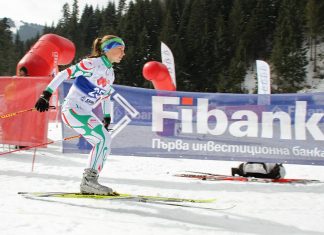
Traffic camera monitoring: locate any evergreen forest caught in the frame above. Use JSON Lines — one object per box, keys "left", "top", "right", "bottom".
{"left": 0, "top": 0, "right": 324, "bottom": 93}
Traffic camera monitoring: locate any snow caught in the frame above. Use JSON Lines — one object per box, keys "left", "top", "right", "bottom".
{"left": 1, "top": 123, "right": 324, "bottom": 235}
{"left": 243, "top": 66, "right": 257, "bottom": 94}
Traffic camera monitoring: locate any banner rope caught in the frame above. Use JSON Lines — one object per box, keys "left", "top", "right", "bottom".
{"left": 0, "top": 134, "right": 81, "bottom": 157}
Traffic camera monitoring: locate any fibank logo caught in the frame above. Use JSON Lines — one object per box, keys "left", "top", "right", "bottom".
{"left": 152, "top": 96, "right": 324, "bottom": 141}
{"left": 110, "top": 88, "right": 139, "bottom": 138}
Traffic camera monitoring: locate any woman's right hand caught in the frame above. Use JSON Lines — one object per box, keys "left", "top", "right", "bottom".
{"left": 35, "top": 90, "right": 52, "bottom": 112}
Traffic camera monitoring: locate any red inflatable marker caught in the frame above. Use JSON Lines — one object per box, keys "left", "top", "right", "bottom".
{"left": 142, "top": 61, "right": 176, "bottom": 91}
{"left": 16, "top": 34, "right": 75, "bottom": 76}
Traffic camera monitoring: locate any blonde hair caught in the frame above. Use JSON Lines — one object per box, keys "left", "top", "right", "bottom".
{"left": 89, "top": 35, "right": 120, "bottom": 58}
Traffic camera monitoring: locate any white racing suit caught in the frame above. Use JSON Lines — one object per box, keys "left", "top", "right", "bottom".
{"left": 45, "top": 55, "right": 114, "bottom": 172}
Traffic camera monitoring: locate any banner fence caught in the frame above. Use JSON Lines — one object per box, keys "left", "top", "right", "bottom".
{"left": 0, "top": 77, "right": 51, "bottom": 146}
{"left": 60, "top": 81, "right": 324, "bottom": 165}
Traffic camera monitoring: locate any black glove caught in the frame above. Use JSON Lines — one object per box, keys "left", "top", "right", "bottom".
{"left": 102, "top": 116, "right": 111, "bottom": 131}
{"left": 35, "top": 90, "right": 52, "bottom": 112}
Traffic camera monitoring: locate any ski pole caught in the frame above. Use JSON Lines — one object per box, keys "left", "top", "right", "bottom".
{"left": 1, "top": 108, "right": 35, "bottom": 119}
{"left": 1, "top": 88, "right": 112, "bottom": 120}
{"left": 0, "top": 106, "right": 56, "bottom": 119}
{"left": 0, "top": 134, "right": 81, "bottom": 156}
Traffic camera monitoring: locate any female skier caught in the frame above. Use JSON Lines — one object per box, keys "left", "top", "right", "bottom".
{"left": 35, "top": 35, "right": 126, "bottom": 195}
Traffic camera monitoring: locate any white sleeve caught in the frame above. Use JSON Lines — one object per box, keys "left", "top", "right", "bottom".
{"left": 45, "top": 69, "right": 70, "bottom": 94}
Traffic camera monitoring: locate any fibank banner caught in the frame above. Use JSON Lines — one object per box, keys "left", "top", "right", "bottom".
{"left": 60, "top": 81, "right": 324, "bottom": 165}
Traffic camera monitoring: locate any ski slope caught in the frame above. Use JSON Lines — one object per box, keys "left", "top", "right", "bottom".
{"left": 1, "top": 123, "right": 324, "bottom": 235}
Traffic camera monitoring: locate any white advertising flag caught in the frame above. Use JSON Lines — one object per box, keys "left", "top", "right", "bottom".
{"left": 256, "top": 60, "right": 271, "bottom": 105}
{"left": 256, "top": 60, "right": 271, "bottom": 95}
{"left": 161, "top": 42, "right": 176, "bottom": 87}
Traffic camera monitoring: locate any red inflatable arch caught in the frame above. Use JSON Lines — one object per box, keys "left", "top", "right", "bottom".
{"left": 16, "top": 34, "right": 75, "bottom": 76}
{"left": 142, "top": 61, "right": 176, "bottom": 91}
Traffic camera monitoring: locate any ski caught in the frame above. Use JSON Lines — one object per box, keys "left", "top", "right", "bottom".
{"left": 175, "top": 171, "right": 322, "bottom": 184}
{"left": 18, "top": 192, "right": 234, "bottom": 211}
{"left": 18, "top": 191, "right": 215, "bottom": 203}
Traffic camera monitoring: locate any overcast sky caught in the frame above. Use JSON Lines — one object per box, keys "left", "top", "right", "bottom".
{"left": 0, "top": 0, "right": 117, "bottom": 25}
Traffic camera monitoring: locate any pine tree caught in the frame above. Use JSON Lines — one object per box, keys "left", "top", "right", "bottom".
{"left": 70, "top": 0, "right": 83, "bottom": 61}
{"left": 172, "top": 0, "right": 193, "bottom": 91}
{"left": 227, "top": 40, "right": 247, "bottom": 93}
{"left": 271, "top": 0, "right": 308, "bottom": 93}
{"left": 13, "top": 34, "right": 25, "bottom": 68}
{"left": 0, "top": 18, "right": 16, "bottom": 75}
{"left": 116, "top": 1, "right": 143, "bottom": 86}
{"left": 56, "top": 3, "right": 71, "bottom": 35}
{"left": 117, "top": 0, "right": 127, "bottom": 18}
{"left": 184, "top": 0, "right": 212, "bottom": 91}
{"left": 100, "top": 2, "right": 117, "bottom": 36}
{"left": 225, "top": 0, "right": 246, "bottom": 93}
{"left": 142, "top": 0, "right": 163, "bottom": 61}
{"left": 244, "top": 0, "right": 281, "bottom": 61}
{"left": 212, "top": 14, "right": 230, "bottom": 92}
{"left": 79, "top": 5, "right": 96, "bottom": 56}
{"left": 305, "top": 0, "right": 324, "bottom": 73}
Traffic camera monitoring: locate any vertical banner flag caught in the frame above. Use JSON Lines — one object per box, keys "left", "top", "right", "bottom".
{"left": 256, "top": 60, "right": 271, "bottom": 105}
{"left": 161, "top": 42, "right": 176, "bottom": 88}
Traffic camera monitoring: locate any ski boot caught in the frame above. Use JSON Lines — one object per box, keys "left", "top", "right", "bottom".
{"left": 80, "top": 168, "right": 114, "bottom": 195}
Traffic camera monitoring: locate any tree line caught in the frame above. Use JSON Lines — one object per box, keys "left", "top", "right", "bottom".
{"left": 1, "top": 0, "right": 324, "bottom": 93}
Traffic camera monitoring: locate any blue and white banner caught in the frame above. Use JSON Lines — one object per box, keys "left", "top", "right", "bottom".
{"left": 60, "top": 81, "right": 324, "bottom": 165}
